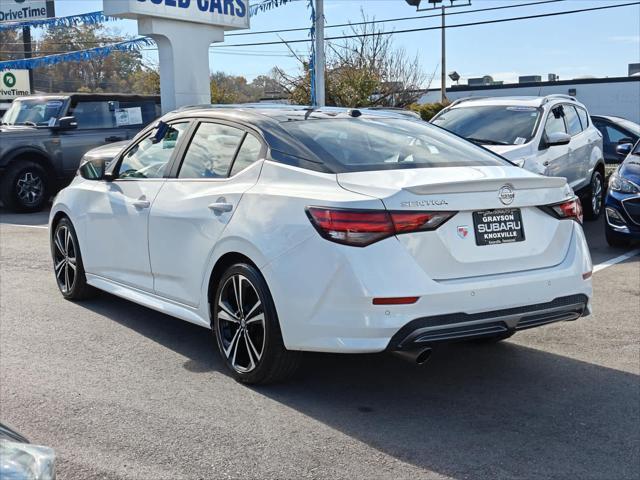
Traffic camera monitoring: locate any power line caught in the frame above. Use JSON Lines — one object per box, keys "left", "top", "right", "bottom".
{"left": 225, "top": 0, "right": 568, "bottom": 37}
{"left": 0, "top": 0, "right": 565, "bottom": 46}
{"left": 212, "top": 1, "right": 640, "bottom": 48}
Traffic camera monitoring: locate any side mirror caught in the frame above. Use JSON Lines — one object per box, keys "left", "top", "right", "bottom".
{"left": 56, "top": 116, "right": 78, "bottom": 130}
{"left": 546, "top": 132, "right": 571, "bottom": 147}
{"left": 616, "top": 143, "right": 633, "bottom": 156}
{"left": 78, "top": 158, "right": 106, "bottom": 181}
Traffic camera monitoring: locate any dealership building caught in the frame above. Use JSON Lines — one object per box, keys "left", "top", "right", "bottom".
{"left": 419, "top": 71, "right": 640, "bottom": 123}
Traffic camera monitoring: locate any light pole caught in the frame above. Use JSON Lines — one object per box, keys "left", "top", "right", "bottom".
{"left": 314, "top": 0, "right": 326, "bottom": 107}
{"left": 405, "top": 0, "right": 471, "bottom": 104}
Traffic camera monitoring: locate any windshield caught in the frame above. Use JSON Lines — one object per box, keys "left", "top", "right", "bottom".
{"left": 2, "top": 99, "right": 65, "bottom": 126}
{"left": 432, "top": 105, "right": 542, "bottom": 146}
{"left": 281, "top": 117, "right": 510, "bottom": 173}
{"left": 614, "top": 118, "right": 640, "bottom": 136}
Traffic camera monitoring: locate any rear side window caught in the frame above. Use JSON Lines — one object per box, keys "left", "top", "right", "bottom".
{"left": 564, "top": 106, "right": 583, "bottom": 136}
{"left": 576, "top": 107, "right": 589, "bottom": 129}
{"left": 230, "top": 134, "right": 262, "bottom": 176}
{"left": 69, "top": 99, "right": 159, "bottom": 130}
{"left": 281, "top": 118, "right": 509, "bottom": 173}
{"left": 179, "top": 123, "right": 244, "bottom": 179}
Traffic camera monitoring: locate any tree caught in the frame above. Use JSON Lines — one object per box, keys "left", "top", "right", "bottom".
{"left": 0, "top": 30, "right": 24, "bottom": 62}
{"left": 210, "top": 71, "right": 285, "bottom": 104}
{"left": 274, "top": 12, "right": 429, "bottom": 107}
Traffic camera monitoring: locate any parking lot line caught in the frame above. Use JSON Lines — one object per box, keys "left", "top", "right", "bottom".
{"left": 593, "top": 249, "right": 640, "bottom": 273}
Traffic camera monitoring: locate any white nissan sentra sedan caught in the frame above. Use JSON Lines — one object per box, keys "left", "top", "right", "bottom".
{"left": 49, "top": 105, "right": 593, "bottom": 384}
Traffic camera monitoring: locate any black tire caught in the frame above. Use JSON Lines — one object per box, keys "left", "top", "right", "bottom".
{"left": 471, "top": 332, "right": 515, "bottom": 344}
{"left": 212, "top": 263, "right": 302, "bottom": 385}
{"left": 0, "top": 160, "right": 50, "bottom": 212}
{"left": 605, "top": 225, "right": 631, "bottom": 248}
{"left": 51, "top": 217, "right": 96, "bottom": 300}
{"left": 584, "top": 170, "right": 604, "bottom": 221}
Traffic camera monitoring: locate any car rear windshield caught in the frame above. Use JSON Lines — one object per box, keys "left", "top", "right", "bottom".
{"left": 281, "top": 117, "right": 510, "bottom": 173}
{"left": 432, "top": 105, "right": 542, "bottom": 146}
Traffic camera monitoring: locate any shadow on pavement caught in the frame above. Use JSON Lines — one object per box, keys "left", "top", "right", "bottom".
{"left": 81, "top": 292, "right": 639, "bottom": 480}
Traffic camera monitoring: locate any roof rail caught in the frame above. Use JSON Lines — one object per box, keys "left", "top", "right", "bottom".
{"left": 542, "top": 94, "right": 576, "bottom": 105}
{"left": 447, "top": 96, "right": 488, "bottom": 108}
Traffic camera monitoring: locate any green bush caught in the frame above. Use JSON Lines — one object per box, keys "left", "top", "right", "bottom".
{"left": 409, "top": 102, "right": 447, "bottom": 121}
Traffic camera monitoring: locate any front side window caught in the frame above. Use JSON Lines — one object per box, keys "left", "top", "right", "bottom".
{"left": 564, "top": 106, "right": 583, "bottom": 136}
{"left": 179, "top": 123, "right": 245, "bottom": 179}
{"left": 605, "top": 125, "right": 632, "bottom": 144}
{"left": 544, "top": 108, "right": 567, "bottom": 136}
{"left": 432, "top": 105, "right": 541, "bottom": 145}
{"left": 282, "top": 118, "right": 510, "bottom": 173}
{"left": 69, "top": 101, "right": 115, "bottom": 130}
{"left": 1, "top": 98, "right": 64, "bottom": 126}
{"left": 118, "top": 123, "right": 188, "bottom": 179}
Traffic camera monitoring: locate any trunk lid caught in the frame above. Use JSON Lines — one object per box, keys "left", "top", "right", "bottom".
{"left": 337, "top": 166, "right": 576, "bottom": 280}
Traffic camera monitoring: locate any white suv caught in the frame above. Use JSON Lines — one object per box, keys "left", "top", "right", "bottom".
{"left": 431, "top": 95, "right": 605, "bottom": 219}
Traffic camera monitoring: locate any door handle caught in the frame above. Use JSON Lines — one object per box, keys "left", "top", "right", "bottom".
{"left": 105, "top": 136, "right": 124, "bottom": 143}
{"left": 208, "top": 202, "right": 233, "bottom": 214}
{"left": 131, "top": 198, "right": 151, "bottom": 209}
{"left": 543, "top": 161, "right": 550, "bottom": 167}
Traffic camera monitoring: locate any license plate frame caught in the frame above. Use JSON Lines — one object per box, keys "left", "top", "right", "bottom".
{"left": 472, "top": 208, "right": 525, "bottom": 246}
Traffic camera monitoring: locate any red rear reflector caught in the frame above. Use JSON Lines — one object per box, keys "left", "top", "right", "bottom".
{"left": 373, "top": 297, "right": 419, "bottom": 305}
{"left": 306, "top": 207, "right": 455, "bottom": 247}
{"left": 582, "top": 271, "right": 592, "bottom": 280}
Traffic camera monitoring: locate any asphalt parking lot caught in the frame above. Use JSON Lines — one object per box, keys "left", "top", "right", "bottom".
{"left": 1, "top": 210, "right": 638, "bottom": 480}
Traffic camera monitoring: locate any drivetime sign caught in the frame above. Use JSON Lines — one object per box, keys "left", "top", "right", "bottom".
{"left": 0, "top": 70, "right": 30, "bottom": 100}
{"left": 0, "top": 0, "right": 47, "bottom": 22}
{"left": 104, "top": 0, "right": 249, "bottom": 29}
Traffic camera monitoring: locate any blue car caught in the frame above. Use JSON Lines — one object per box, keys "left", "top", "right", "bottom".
{"left": 605, "top": 140, "right": 640, "bottom": 247}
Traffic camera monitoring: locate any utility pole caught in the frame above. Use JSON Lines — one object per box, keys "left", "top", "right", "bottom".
{"left": 440, "top": 5, "right": 446, "bottom": 103}
{"left": 405, "top": 0, "right": 471, "bottom": 104}
{"left": 314, "top": 0, "right": 326, "bottom": 107}
{"left": 22, "top": 26, "right": 34, "bottom": 94}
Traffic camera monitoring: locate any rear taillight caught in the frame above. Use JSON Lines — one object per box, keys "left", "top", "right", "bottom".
{"left": 540, "top": 197, "right": 583, "bottom": 224}
{"left": 306, "top": 207, "right": 455, "bottom": 247}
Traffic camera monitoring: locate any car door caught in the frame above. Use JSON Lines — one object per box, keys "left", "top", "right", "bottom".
{"left": 563, "top": 105, "right": 590, "bottom": 190}
{"left": 539, "top": 105, "right": 579, "bottom": 189}
{"left": 58, "top": 97, "right": 136, "bottom": 178}
{"left": 82, "top": 122, "right": 190, "bottom": 292}
{"left": 148, "top": 120, "right": 265, "bottom": 307}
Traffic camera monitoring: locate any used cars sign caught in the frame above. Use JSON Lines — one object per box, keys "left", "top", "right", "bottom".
{"left": 104, "top": 0, "right": 249, "bottom": 29}
{"left": 0, "top": 0, "right": 48, "bottom": 22}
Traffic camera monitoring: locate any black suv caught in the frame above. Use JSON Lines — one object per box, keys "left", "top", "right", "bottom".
{"left": 0, "top": 93, "right": 160, "bottom": 212}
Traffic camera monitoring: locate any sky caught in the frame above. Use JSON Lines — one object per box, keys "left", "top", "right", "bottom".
{"left": 52, "top": 0, "right": 640, "bottom": 87}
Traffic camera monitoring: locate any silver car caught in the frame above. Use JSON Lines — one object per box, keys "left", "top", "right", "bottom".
{"left": 432, "top": 95, "right": 606, "bottom": 220}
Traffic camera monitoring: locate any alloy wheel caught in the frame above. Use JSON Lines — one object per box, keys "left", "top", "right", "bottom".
{"left": 592, "top": 173, "right": 603, "bottom": 215}
{"left": 16, "top": 171, "right": 44, "bottom": 206}
{"left": 53, "top": 225, "right": 77, "bottom": 294}
{"left": 216, "top": 274, "right": 266, "bottom": 373}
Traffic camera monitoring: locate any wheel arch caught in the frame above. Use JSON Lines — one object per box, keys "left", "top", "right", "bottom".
{"left": 3, "top": 148, "right": 56, "bottom": 179}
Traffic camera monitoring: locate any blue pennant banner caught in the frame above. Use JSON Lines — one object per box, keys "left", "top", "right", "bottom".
{"left": 249, "top": 0, "right": 296, "bottom": 17}
{"left": 0, "top": 37, "right": 155, "bottom": 71}
{"left": 0, "top": 11, "right": 114, "bottom": 33}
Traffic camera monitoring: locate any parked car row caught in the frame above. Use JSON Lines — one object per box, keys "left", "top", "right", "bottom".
{"left": 0, "top": 93, "right": 160, "bottom": 212}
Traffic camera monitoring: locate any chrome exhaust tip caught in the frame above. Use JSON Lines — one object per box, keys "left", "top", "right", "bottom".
{"left": 392, "top": 347, "right": 432, "bottom": 365}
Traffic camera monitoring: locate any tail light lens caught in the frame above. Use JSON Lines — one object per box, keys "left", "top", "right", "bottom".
{"left": 540, "top": 197, "right": 583, "bottom": 224}
{"left": 306, "top": 207, "right": 455, "bottom": 246}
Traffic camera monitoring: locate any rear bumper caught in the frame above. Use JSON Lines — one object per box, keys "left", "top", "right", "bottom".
{"left": 263, "top": 222, "right": 592, "bottom": 353}
{"left": 387, "top": 294, "right": 588, "bottom": 351}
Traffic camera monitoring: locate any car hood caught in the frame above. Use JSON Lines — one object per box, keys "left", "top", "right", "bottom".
{"left": 0, "top": 125, "right": 48, "bottom": 136}
{"left": 619, "top": 154, "right": 640, "bottom": 185}
{"left": 483, "top": 144, "right": 532, "bottom": 160}
{"left": 83, "top": 140, "right": 129, "bottom": 162}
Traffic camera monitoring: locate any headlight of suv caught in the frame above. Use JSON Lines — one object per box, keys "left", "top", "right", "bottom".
{"left": 609, "top": 173, "right": 639, "bottom": 194}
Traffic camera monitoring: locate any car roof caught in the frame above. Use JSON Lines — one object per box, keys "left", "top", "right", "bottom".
{"left": 168, "top": 103, "right": 419, "bottom": 123}
{"left": 447, "top": 95, "right": 586, "bottom": 109}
